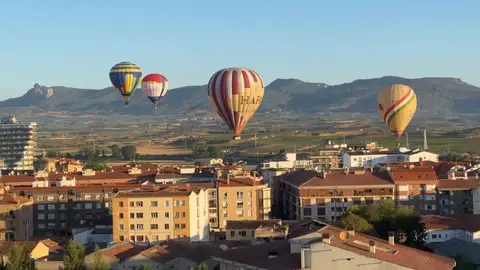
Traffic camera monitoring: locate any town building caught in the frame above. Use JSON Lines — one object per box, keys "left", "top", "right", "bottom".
{"left": 422, "top": 215, "right": 480, "bottom": 244}
{"left": 225, "top": 219, "right": 288, "bottom": 241}
{"left": 387, "top": 166, "right": 439, "bottom": 214}
{"left": 342, "top": 148, "right": 439, "bottom": 169}
{"left": 437, "top": 178, "right": 480, "bottom": 215}
{"left": 0, "top": 240, "right": 50, "bottom": 263}
{"left": 275, "top": 169, "right": 395, "bottom": 222}
{"left": 9, "top": 182, "right": 142, "bottom": 238}
{"left": 0, "top": 115, "right": 37, "bottom": 172}
{"left": 0, "top": 190, "right": 34, "bottom": 241}
{"left": 210, "top": 175, "right": 271, "bottom": 229}
{"left": 34, "top": 157, "right": 83, "bottom": 173}
{"left": 211, "top": 220, "right": 456, "bottom": 270}
{"left": 310, "top": 149, "right": 342, "bottom": 169}
{"left": 112, "top": 184, "right": 210, "bottom": 243}
{"left": 260, "top": 152, "right": 312, "bottom": 170}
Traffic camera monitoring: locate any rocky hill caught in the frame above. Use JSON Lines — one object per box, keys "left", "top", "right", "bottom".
{"left": 1, "top": 76, "right": 479, "bottom": 116}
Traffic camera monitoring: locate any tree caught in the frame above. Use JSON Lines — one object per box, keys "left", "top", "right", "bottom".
{"left": 92, "top": 245, "right": 109, "bottom": 270}
{"left": 190, "top": 264, "right": 208, "bottom": 270}
{"left": 345, "top": 200, "right": 426, "bottom": 248}
{"left": 121, "top": 145, "right": 137, "bottom": 160}
{"left": 6, "top": 244, "right": 35, "bottom": 270}
{"left": 63, "top": 239, "right": 85, "bottom": 270}
{"left": 453, "top": 254, "right": 476, "bottom": 270}
{"left": 110, "top": 144, "right": 123, "bottom": 159}
{"left": 192, "top": 141, "right": 209, "bottom": 158}
{"left": 132, "top": 265, "right": 152, "bottom": 270}
{"left": 341, "top": 213, "right": 373, "bottom": 233}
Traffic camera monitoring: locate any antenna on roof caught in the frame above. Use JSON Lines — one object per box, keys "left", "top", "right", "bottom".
{"left": 423, "top": 129, "right": 428, "bottom": 150}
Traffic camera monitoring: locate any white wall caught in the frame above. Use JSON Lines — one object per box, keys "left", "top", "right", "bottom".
{"left": 407, "top": 151, "right": 439, "bottom": 162}
{"left": 189, "top": 190, "right": 210, "bottom": 242}
{"left": 73, "top": 229, "right": 93, "bottom": 246}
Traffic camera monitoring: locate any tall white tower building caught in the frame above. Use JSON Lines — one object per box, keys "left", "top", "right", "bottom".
{"left": 0, "top": 115, "right": 37, "bottom": 171}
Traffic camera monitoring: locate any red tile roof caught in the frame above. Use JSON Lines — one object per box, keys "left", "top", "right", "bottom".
{"left": 421, "top": 215, "right": 480, "bottom": 232}
{"left": 279, "top": 170, "right": 394, "bottom": 188}
{"left": 437, "top": 179, "right": 480, "bottom": 190}
{"left": 217, "top": 176, "right": 265, "bottom": 187}
{"left": 294, "top": 223, "right": 455, "bottom": 270}
{"left": 389, "top": 167, "right": 437, "bottom": 184}
{"left": 0, "top": 194, "right": 32, "bottom": 205}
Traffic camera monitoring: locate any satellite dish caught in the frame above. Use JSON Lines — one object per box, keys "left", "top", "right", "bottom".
{"left": 219, "top": 244, "right": 228, "bottom": 251}
{"left": 339, "top": 231, "right": 351, "bottom": 241}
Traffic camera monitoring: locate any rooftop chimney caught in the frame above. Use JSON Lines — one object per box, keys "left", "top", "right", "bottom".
{"left": 348, "top": 230, "right": 355, "bottom": 236}
{"left": 388, "top": 232, "right": 395, "bottom": 246}
{"left": 226, "top": 174, "right": 230, "bottom": 185}
{"left": 369, "top": 240, "right": 376, "bottom": 254}
{"left": 475, "top": 174, "right": 478, "bottom": 180}
{"left": 322, "top": 233, "right": 331, "bottom": 244}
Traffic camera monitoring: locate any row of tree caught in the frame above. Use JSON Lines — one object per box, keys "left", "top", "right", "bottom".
{"left": 5, "top": 240, "right": 209, "bottom": 270}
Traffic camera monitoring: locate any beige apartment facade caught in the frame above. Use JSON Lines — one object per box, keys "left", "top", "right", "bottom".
{"left": 0, "top": 193, "right": 34, "bottom": 241}
{"left": 112, "top": 185, "right": 210, "bottom": 243}
{"left": 214, "top": 176, "right": 271, "bottom": 229}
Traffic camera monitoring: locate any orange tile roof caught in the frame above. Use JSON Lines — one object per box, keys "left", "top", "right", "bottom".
{"left": 10, "top": 183, "right": 142, "bottom": 193}
{"left": 0, "top": 194, "right": 32, "bottom": 205}
{"left": 421, "top": 215, "right": 480, "bottom": 232}
{"left": 114, "top": 184, "right": 202, "bottom": 198}
{"left": 103, "top": 242, "right": 147, "bottom": 261}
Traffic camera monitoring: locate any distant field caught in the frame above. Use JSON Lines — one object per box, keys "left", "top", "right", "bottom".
{"left": 31, "top": 112, "right": 480, "bottom": 157}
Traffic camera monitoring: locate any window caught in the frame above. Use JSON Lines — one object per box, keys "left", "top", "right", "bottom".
{"left": 60, "top": 204, "right": 67, "bottom": 210}
{"left": 96, "top": 194, "right": 101, "bottom": 200}
{"left": 130, "top": 213, "right": 135, "bottom": 218}
{"left": 181, "top": 212, "right": 186, "bottom": 218}
{"left": 174, "top": 200, "right": 179, "bottom": 206}
{"left": 130, "top": 202, "right": 134, "bottom": 207}
{"left": 164, "top": 224, "right": 170, "bottom": 230}
{"left": 223, "top": 210, "right": 228, "bottom": 217}
{"left": 47, "top": 204, "right": 55, "bottom": 210}
{"left": 37, "top": 204, "right": 45, "bottom": 211}
{"left": 48, "top": 213, "right": 55, "bottom": 220}
{"left": 85, "top": 203, "right": 93, "bottom": 209}
{"left": 151, "top": 212, "right": 158, "bottom": 218}
{"left": 236, "top": 192, "right": 244, "bottom": 200}
{"left": 85, "top": 214, "right": 93, "bottom": 219}
{"left": 85, "top": 194, "right": 92, "bottom": 200}
{"left": 164, "top": 201, "right": 169, "bottom": 207}
{"left": 119, "top": 202, "right": 124, "bottom": 207}
{"left": 136, "top": 201, "right": 143, "bottom": 207}
{"left": 151, "top": 224, "right": 158, "bottom": 230}
{"left": 37, "top": 214, "right": 45, "bottom": 220}
{"left": 136, "top": 224, "right": 143, "bottom": 230}
{"left": 47, "top": 196, "right": 54, "bottom": 201}
{"left": 175, "top": 224, "right": 180, "bottom": 229}
{"left": 230, "top": 231, "right": 235, "bottom": 237}
{"left": 130, "top": 224, "right": 135, "bottom": 230}
{"left": 181, "top": 224, "right": 186, "bottom": 229}
{"left": 96, "top": 203, "right": 102, "bottom": 209}
{"left": 119, "top": 236, "right": 124, "bottom": 241}
{"left": 60, "top": 222, "right": 66, "bottom": 228}
{"left": 151, "top": 201, "right": 158, "bottom": 207}
{"left": 37, "top": 196, "right": 44, "bottom": 201}
{"left": 38, "top": 224, "right": 45, "bottom": 229}
{"left": 165, "top": 212, "right": 170, "bottom": 218}
{"left": 59, "top": 195, "right": 66, "bottom": 200}
{"left": 303, "top": 208, "right": 312, "bottom": 216}
{"left": 136, "top": 213, "right": 143, "bottom": 218}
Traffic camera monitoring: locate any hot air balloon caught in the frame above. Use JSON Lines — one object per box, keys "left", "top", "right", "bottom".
{"left": 109, "top": 62, "right": 142, "bottom": 105}
{"left": 377, "top": 84, "right": 417, "bottom": 148}
{"left": 207, "top": 67, "right": 264, "bottom": 140}
{"left": 142, "top": 73, "right": 168, "bottom": 112}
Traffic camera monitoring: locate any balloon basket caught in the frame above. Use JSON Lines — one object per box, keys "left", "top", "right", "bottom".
{"left": 124, "top": 100, "right": 129, "bottom": 106}
{"left": 233, "top": 136, "right": 241, "bottom": 141}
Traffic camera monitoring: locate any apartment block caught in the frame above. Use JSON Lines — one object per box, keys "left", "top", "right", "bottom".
{"left": 112, "top": 184, "right": 210, "bottom": 243}
{"left": 437, "top": 179, "right": 480, "bottom": 215}
{"left": 10, "top": 182, "right": 142, "bottom": 237}
{"left": 276, "top": 170, "right": 395, "bottom": 221}
{"left": 310, "top": 149, "right": 342, "bottom": 169}
{"left": 0, "top": 115, "right": 37, "bottom": 172}
{"left": 0, "top": 191, "right": 34, "bottom": 241}
{"left": 387, "top": 167, "right": 439, "bottom": 213}
{"left": 207, "top": 175, "right": 271, "bottom": 230}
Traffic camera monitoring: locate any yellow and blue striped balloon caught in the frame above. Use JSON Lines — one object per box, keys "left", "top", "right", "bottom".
{"left": 109, "top": 61, "right": 142, "bottom": 105}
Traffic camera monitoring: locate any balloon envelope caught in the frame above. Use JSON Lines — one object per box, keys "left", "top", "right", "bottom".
{"left": 142, "top": 73, "right": 169, "bottom": 106}
{"left": 207, "top": 67, "right": 264, "bottom": 136}
{"left": 109, "top": 62, "right": 142, "bottom": 104}
{"left": 377, "top": 84, "right": 417, "bottom": 138}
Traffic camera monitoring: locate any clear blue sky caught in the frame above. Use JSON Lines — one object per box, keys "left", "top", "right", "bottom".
{"left": 1, "top": 1, "right": 479, "bottom": 100}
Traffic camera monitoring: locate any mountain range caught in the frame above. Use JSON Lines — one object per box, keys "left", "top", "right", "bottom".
{"left": 1, "top": 77, "right": 479, "bottom": 116}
